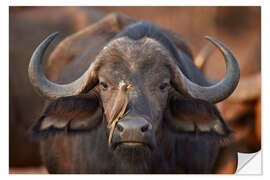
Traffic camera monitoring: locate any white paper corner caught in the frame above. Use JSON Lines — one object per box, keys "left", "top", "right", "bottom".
{"left": 236, "top": 150, "right": 262, "bottom": 174}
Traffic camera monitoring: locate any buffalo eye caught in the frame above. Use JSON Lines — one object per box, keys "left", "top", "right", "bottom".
{"left": 159, "top": 82, "right": 170, "bottom": 92}
{"left": 100, "top": 82, "right": 108, "bottom": 91}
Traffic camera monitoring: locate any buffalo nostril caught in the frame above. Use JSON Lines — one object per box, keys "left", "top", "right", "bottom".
{"left": 141, "top": 124, "right": 149, "bottom": 132}
{"left": 117, "top": 123, "right": 124, "bottom": 132}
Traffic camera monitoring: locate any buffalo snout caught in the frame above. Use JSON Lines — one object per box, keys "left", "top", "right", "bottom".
{"left": 111, "top": 116, "right": 154, "bottom": 152}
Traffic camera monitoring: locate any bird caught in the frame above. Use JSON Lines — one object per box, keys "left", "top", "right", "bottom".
{"left": 108, "top": 81, "right": 132, "bottom": 144}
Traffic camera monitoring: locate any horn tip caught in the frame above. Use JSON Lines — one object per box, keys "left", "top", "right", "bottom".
{"left": 44, "top": 32, "right": 60, "bottom": 42}
{"left": 204, "top": 35, "right": 215, "bottom": 42}
{"left": 49, "top": 32, "right": 60, "bottom": 38}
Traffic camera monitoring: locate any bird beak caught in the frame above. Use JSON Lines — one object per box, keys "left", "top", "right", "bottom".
{"left": 127, "top": 84, "right": 133, "bottom": 89}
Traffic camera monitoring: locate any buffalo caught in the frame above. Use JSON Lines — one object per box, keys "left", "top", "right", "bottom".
{"left": 9, "top": 7, "right": 103, "bottom": 167}
{"left": 28, "top": 13, "right": 240, "bottom": 173}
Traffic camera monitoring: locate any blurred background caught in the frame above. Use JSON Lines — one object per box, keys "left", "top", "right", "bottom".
{"left": 9, "top": 6, "right": 261, "bottom": 174}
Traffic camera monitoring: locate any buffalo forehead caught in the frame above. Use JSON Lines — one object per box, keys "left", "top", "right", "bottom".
{"left": 98, "top": 62, "right": 130, "bottom": 84}
{"left": 98, "top": 37, "right": 172, "bottom": 83}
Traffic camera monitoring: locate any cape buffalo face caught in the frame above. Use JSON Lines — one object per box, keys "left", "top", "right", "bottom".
{"left": 29, "top": 22, "right": 239, "bottom": 165}
{"left": 96, "top": 37, "right": 172, "bottom": 155}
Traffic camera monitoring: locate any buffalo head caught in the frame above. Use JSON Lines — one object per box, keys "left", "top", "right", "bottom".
{"left": 29, "top": 21, "right": 239, "bottom": 168}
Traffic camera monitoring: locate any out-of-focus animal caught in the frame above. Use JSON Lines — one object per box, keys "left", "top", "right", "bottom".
{"left": 9, "top": 6, "right": 103, "bottom": 167}
{"left": 196, "top": 43, "right": 261, "bottom": 154}
{"left": 194, "top": 7, "right": 261, "bottom": 154}
{"left": 28, "top": 13, "right": 240, "bottom": 173}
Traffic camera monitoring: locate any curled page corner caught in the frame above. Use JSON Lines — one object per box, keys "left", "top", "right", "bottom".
{"left": 236, "top": 150, "right": 261, "bottom": 174}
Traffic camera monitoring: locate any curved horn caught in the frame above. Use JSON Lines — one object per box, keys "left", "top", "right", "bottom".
{"left": 28, "top": 32, "right": 99, "bottom": 100}
{"left": 172, "top": 36, "right": 240, "bottom": 103}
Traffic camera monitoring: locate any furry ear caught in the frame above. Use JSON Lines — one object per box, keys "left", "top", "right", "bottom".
{"left": 165, "top": 96, "right": 232, "bottom": 141}
{"left": 32, "top": 92, "right": 103, "bottom": 136}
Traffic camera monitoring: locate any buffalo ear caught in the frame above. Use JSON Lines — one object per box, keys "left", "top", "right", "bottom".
{"left": 165, "top": 97, "right": 232, "bottom": 140}
{"left": 32, "top": 92, "right": 103, "bottom": 136}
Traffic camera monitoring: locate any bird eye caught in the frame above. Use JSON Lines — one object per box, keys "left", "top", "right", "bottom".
{"left": 159, "top": 82, "right": 170, "bottom": 92}
{"left": 100, "top": 82, "right": 108, "bottom": 90}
